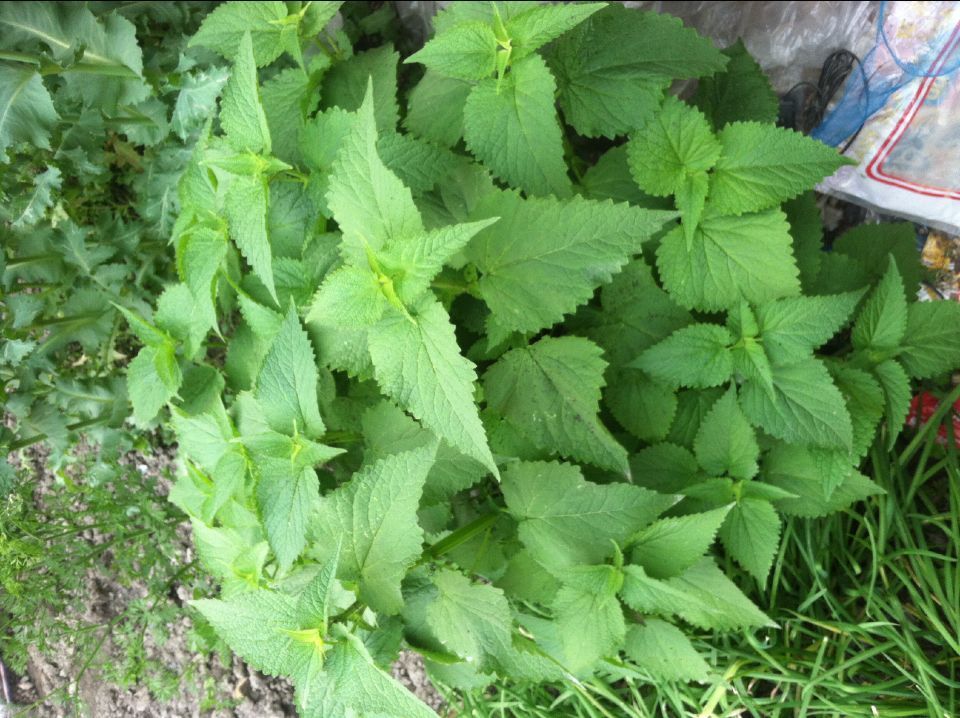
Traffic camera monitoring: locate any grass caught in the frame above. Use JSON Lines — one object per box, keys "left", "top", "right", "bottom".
{"left": 444, "top": 405, "right": 960, "bottom": 718}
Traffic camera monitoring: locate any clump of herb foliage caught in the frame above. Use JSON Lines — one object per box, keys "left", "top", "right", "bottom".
{"left": 6, "top": 2, "right": 960, "bottom": 717}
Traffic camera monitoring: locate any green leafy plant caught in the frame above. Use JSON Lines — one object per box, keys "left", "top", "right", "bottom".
{"left": 106, "top": 2, "right": 960, "bottom": 716}
{"left": 444, "top": 404, "right": 960, "bottom": 717}
{"left": 0, "top": 2, "right": 224, "bottom": 465}
{"left": 0, "top": 3, "right": 234, "bottom": 710}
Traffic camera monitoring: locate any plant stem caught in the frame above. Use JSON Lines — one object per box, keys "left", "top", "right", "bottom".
{"left": 424, "top": 510, "right": 501, "bottom": 560}
{"left": 8, "top": 415, "right": 112, "bottom": 452}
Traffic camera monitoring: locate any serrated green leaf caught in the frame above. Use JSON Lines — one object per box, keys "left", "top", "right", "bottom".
{"left": 582, "top": 258, "right": 692, "bottom": 366}
{"left": 2, "top": 5, "right": 147, "bottom": 112}
{"left": 546, "top": 5, "right": 725, "bottom": 138}
{"left": 467, "top": 190, "right": 674, "bottom": 334}
{"left": 296, "top": 631, "right": 437, "bottom": 718}
{"left": 225, "top": 173, "right": 277, "bottom": 303}
{"left": 812, "top": 252, "right": 873, "bottom": 295}
{"left": 155, "top": 284, "right": 210, "bottom": 360}
{"left": 404, "top": 70, "right": 471, "bottom": 147}
{"left": 580, "top": 146, "right": 672, "bottom": 206}
{"left": 505, "top": 2, "right": 604, "bottom": 60}
{"left": 625, "top": 619, "right": 709, "bottom": 683}
{"left": 666, "top": 388, "right": 725, "bottom": 450}
{"left": 178, "top": 365, "right": 226, "bottom": 418}
{"left": 676, "top": 171, "right": 709, "bottom": 241}
{"left": 256, "top": 306, "right": 325, "bottom": 438}
{"left": 497, "top": 550, "right": 560, "bottom": 605}
{"left": 630, "top": 443, "right": 702, "bottom": 494}
{"left": 237, "top": 290, "right": 284, "bottom": 340}
{"left": 307, "top": 266, "right": 388, "bottom": 329}
{"left": 188, "top": 519, "right": 266, "bottom": 592}
{"left": 693, "top": 40, "right": 779, "bottom": 129}
{"left": 115, "top": 305, "right": 170, "bottom": 349}
{"left": 606, "top": 368, "right": 678, "bottom": 443}
{"left": 502, "top": 460, "right": 674, "bottom": 571}
{"left": 719, "top": 498, "right": 780, "bottom": 582}
{"left": 731, "top": 337, "right": 773, "bottom": 393}
{"left": 484, "top": 336, "right": 628, "bottom": 473}
{"left": 406, "top": 21, "right": 498, "bottom": 80}
{"left": 426, "top": 569, "right": 512, "bottom": 670}
{"left": 326, "top": 84, "right": 422, "bottom": 263}
{"left": 852, "top": 257, "right": 907, "bottom": 354}
{"left": 765, "top": 444, "right": 884, "bottom": 518}
{"left": 740, "top": 358, "right": 852, "bottom": 450}
{"left": 177, "top": 226, "right": 227, "bottom": 329}
{"left": 784, "top": 192, "right": 824, "bottom": 292}
{"left": 709, "top": 123, "right": 850, "bottom": 215}
{"left": 621, "top": 559, "right": 773, "bottom": 630}
{"left": 190, "top": 1, "right": 289, "bottom": 66}
{"left": 833, "top": 222, "right": 921, "bottom": 293}
{"left": 171, "top": 404, "right": 233, "bottom": 475}
{"left": 297, "top": 544, "right": 341, "bottom": 631}
{"left": 431, "top": 1, "right": 534, "bottom": 33}
{"left": 172, "top": 66, "right": 230, "bottom": 141}
{"left": 873, "top": 359, "right": 911, "bottom": 449}
{"left": 631, "top": 506, "right": 730, "bottom": 579}
{"left": 368, "top": 298, "right": 496, "bottom": 476}
{"left": 757, "top": 291, "right": 864, "bottom": 365}
{"left": 11, "top": 165, "right": 61, "bottom": 228}
{"left": 243, "top": 396, "right": 344, "bottom": 570}
{"left": 694, "top": 387, "right": 758, "bottom": 479}
{"left": 634, "top": 323, "right": 733, "bottom": 389}
{"left": 680, "top": 478, "right": 737, "bottom": 508}
{"left": 321, "top": 44, "right": 399, "bottom": 132}
{"left": 257, "top": 458, "right": 319, "bottom": 570}
{"left": 0, "top": 70, "right": 55, "bottom": 160}
{"left": 192, "top": 589, "right": 325, "bottom": 684}
{"left": 300, "top": 106, "right": 354, "bottom": 176}
{"left": 463, "top": 53, "right": 570, "bottom": 197}
{"left": 808, "top": 447, "right": 856, "bottom": 499}
{"left": 828, "top": 363, "right": 884, "bottom": 458}
{"left": 301, "top": 1, "right": 343, "bottom": 36}
{"left": 311, "top": 445, "right": 436, "bottom": 615}
{"left": 127, "top": 345, "right": 180, "bottom": 424}
{"left": 656, "top": 210, "right": 800, "bottom": 311}
{"left": 383, "top": 218, "right": 498, "bottom": 306}
{"left": 376, "top": 132, "right": 461, "bottom": 193}
{"left": 553, "top": 564, "right": 625, "bottom": 675}
{"left": 899, "top": 300, "right": 960, "bottom": 378}
{"left": 261, "top": 68, "right": 314, "bottom": 165}
{"left": 361, "top": 401, "right": 485, "bottom": 504}
{"left": 219, "top": 32, "right": 271, "bottom": 154}
{"left": 627, "top": 96, "right": 720, "bottom": 197}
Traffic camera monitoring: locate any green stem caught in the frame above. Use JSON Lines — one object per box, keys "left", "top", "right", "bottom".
{"left": 1, "top": 50, "right": 139, "bottom": 78}
{"left": 5, "top": 253, "right": 58, "bottom": 270}
{"left": 8, "top": 415, "right": 112, "bottom": 452}
{"left": 424, "top": 510, "right": 501, "bottom": 560}
{"left": 33, "top": 312, "right": 103, "bottom": 328}
{"left": 41, "top": 61, "right": 140, "bottom": 79}
{"left": 60, "top": 113, "right": 157, "bottom": 126}
{"left": 0, "top": 50, "right": 40, "bottom": 65}
{"left": 322, "top": 430, "right": 364, "bottom": 446}
{"left": 100, "top": 312, "right": 122, "bottom": 370}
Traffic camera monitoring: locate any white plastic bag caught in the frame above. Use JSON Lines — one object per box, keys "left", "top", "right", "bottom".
{"left": 814, "top": 1, "right": 960, "bottom": 234}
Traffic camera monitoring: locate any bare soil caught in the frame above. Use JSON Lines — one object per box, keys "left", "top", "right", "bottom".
{"left": 1, "top": 443, "right": 445, "bottom": 717}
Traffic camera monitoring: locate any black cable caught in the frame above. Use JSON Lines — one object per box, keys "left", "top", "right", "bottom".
{"left": 779, "top": 49, "right": 866, "bottom": 139}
